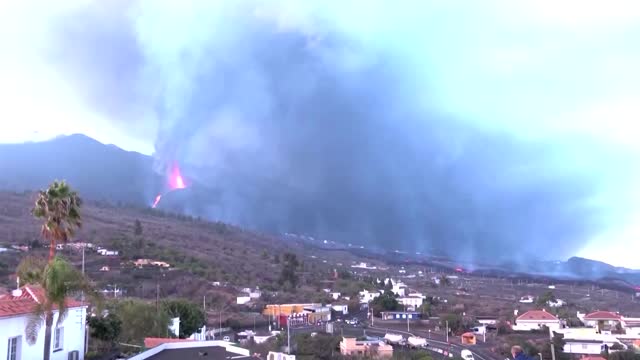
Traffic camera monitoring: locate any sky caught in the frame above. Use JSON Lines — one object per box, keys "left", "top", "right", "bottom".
{"left": 0, "top": 0, "right": 639, "bottom": 267}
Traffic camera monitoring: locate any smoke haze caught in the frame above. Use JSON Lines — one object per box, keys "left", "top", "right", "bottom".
{"left": 2, "top": 0, "right": 640, "bottom": 266}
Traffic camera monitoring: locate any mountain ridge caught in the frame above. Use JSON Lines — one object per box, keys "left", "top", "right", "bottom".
{"left": 0, "top": 134, "right": 636, "bottom": 281}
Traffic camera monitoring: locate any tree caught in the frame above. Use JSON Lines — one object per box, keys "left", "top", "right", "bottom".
{"left": 439, "top": 275, "right": 451, "bottom": 287}
{"left": 294, "top": 333, "right": 341, "bottom": 360}
{"left": 541, "top": 333, "right": 568, "bottom": 360}
{"left": 418, "top": 302, "right": 432, "bottom": 317}
{"left": 33, "top": 181, "right": 82, "bottom": 261}
{"left": 279, "top": 252, "right": 300, "bottom": 290}
{"left": 441, "top": 313, "right": 464, "bottom": 334}
{"left": 110, "top": 299, "right": 171, "bottom": 345}
{"left": 88, "top": 314, "right": 122, "bottom": 351}
{"left": 17, "top": 256, "right": 99, "bottom": 360}
{"left": 134, "top": 219, "right": 143, "bottom": 237}
{"left": 162, "top": 299, "right": 205, "bottom": 338}
{"left": 370, "top": 290, "right": 400, "bottom": 316}
{"left": 537, "top": 291, "right": 556, "bottom": 306}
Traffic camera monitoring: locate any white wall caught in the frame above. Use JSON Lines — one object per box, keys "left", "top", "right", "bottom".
{"left": 564, "top": 342, "right": 609, "bottom": 355}
{"left": 332, "top": 305, "right": 348, "bottom": 315}
{"left": 0, "top": 307, "right": 86, "bottom": 360}
{"left": 513, "top": 321, "right": 560, "bottom": 331}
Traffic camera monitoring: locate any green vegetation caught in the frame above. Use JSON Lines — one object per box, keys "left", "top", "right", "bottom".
{"left": 87, "top": 314, "right": 122, "bottom": 352}
{"left": 109, "top": 298, "right": 171, "bottom": 345}
{"left": 17, "top": 256, "right": 99, "bottom": 360}
{"left": 32, "top": 180, "right": 82, "bottom": 261}
{"left": 162, "top": 299, "right": 205, "bottom": 338}
{"left": 370, "top": 290, "right": 400, "bottom": 316}
{"left": 279, "top": 252, "right": 300, "bottom": 290}
{"left": 537, "top": 291, "right": 556, "bottom": 306}
{"left": 294, "top": 333, "right": 341, "bottom": 360}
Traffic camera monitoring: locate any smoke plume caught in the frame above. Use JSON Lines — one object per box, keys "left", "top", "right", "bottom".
{"left": 17, "top": 0, "right": 635, "bottom": 264}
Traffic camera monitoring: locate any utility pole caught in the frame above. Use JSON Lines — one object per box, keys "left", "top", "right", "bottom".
{"left": 156, "top": 282, "right": 160, "bottom": 311}
{"left": 446, "top": 320, "right": 449, "bottom": 343}
{"left": 287, "top": 316, "right": 291, "bottom": 354}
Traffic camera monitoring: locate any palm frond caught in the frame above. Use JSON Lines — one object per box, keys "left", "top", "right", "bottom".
{"left": 25, "top": 303, "right": 46, "bottom": 345}
{"left": 17, "top": 256, "right": 46, "bottom": 284}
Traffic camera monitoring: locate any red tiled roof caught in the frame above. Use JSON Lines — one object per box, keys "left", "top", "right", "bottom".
{"left": 581, "top": 356, "right": 606, "bottom": 360}
{"left": 0, "top": 285, "right": 85, "bottom": 318}
{"left": 144, "top": 337, "right": 193, "bottom": 348}
{"left": 517, "top": 310, "right": 559, "bottom": 322}
{"left": 584, "top": 311, "right": 621, "bottom": 320}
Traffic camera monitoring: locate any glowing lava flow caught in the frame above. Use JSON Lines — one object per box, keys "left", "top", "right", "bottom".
{"left": 151, "top": 194, "right": 162, "bottom": 208}
{"left": 151, "top": 163, "right": 187, "bottom": 209}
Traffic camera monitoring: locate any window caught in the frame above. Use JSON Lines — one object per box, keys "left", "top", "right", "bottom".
{"left": 7, "top": 336, "right": 20, "bottom": 360}
{"left": 53, "top": 327, "right": 64, "bottom": 351}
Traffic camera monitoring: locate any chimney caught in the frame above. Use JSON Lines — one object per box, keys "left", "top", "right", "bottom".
{"left": 12, "top": 289, "right": 23, "bottom": 297}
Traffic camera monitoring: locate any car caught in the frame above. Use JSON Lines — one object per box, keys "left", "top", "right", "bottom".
{"left": 222, "top": 336, "right": 231, "bottom": 342}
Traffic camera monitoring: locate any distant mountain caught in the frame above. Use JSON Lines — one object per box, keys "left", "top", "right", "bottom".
{"left": 0, "top": 134, "right": 162, "bottom": 205}
{"left": 0, "top": 135, "right": 637, "bottom": 287}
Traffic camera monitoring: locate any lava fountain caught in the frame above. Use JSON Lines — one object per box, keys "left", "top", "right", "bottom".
{"left": 151, "top": 163, "right": 188, "bottom": 208}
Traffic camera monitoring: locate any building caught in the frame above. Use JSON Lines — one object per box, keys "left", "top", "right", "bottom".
{"left": 563, "top": 338, "right": 626, "bottom": 355}
{"left": 391, "top": 283, "right": 407, "bottom": 297}
{"left": 268, "top": 352, "right": 296, "bottom": 360}
{"left": 476, "top": 316, "right": 498, "bottom": 325}
{"left": 398, "top": 296, "right": 423, "bottom": 309}
{"left": 144, "top": 338, "right": 193, "bottom": 348}
{"left": 332, "top": 304, "right": 349, "bottom": 315}
{"left": 134, "top": 259, "right": 170, "bottom": 268}
{"left": 0, "top": 286, "right": 87, "bottom": 360}
{"left": 97, "top": 249, "right": 118, "bottom": 256}
{"left": 622, "top": 317, "right": 640, "bottom": 335}
{"left": 263, "top": 304, "right": 331, "bottom": 327}
{"left": 513, "top": 310, "right": 561, "bottom": 331}
{"left": 330, "top": 292, "right": 341, "bottom": 300}
{"left": 351, "top": 262, "right": 377, "bottom": 270}
{"left": 548, "top": 299, "right": 566, "bottom": 308}
{"left": 583, "top": 311, "right": 622, "bottom": 329}
{"left": 380, "top": 311, "right": 421, "bottom": 321}
{"left": 461, "top": 333, "right": 476, "bottom": 345}
{"left": 359, "top": 290, "right": 381, "bottom": 304}
{"left": 128, "top": 340, "right": 251, "bottom": 359}
{"left": 519, "top": 295, "right": 534, "bottom": 304}
{"left": 340, "top": 337, "right": 393, "bottom": 358}
{"left": 237, "top": 296, "right": 251, "bottom": 305}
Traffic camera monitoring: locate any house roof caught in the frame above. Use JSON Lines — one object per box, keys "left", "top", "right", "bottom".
{"left": 584, "top": 311, "right": 621, "bottom": 320}
{"left": 0, "top": 285, "right": 84, "bottom": 318}
{"left": 144, "top": 338, "right": 194, "bottom": 348}
{"left": 129, "top": 341, "right": 252, "bottom": 360}
{"left": 516, "top": 310, "right": 559, "bottom": 322}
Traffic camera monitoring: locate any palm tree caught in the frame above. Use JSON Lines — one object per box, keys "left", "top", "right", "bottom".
{"left": 33, "top": 180, "right": 82, "bottom": 261}
{"left": 17, "top": 256, "right": 100, "bottom": 360}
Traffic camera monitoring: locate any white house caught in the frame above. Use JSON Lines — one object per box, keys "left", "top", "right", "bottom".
{"left": 513, "top": 310, "right": 561, "bottom": 331}
{"left": 236, "top": 296, "right": 251, "bottom": 305}
{"left": 268, "top": 351, "right": 296, "bottom": 360}
{"left": 519, "top": 295, "right": 534, "bottom": 304}
{"left": 97, "top": 249, "right": 118, "bottom": 256}
{"left": 547, "top": 299, "right": 566, "bottom": 308}
{"left": 621, "top": 317, "right": 640, "bottom": 335}
{"left": 330, "top": 292, "right": 341, "bottom": 300}
{"left": 0, "top": 286, "right": 87, "bottom": 360}
{"left": 241, "top": 287, "right": 261, "bottom": 299}
{"left": 398, "top": 296, "right": 423, "bottom": 309}
{"left": 331, "top": 304, "right": 349, "bottom": 315}
{"left": 582, "top": 311, "right": 621, "bottom": 328}
{"left": 391, "top": 283, "right": 407, "bottom": 297}
{"left": 476, "top": 316, "right": 498, "bottom": 325}
{"left": 563, "top": 338, "right": 626, "bottom": 355}
{"left": 359, "top": 290, "right": 381, "bottom": 304}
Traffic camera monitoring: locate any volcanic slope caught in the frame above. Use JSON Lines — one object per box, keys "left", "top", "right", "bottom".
{"left": 0, "top": 191, "right": 365, "bottom": 300}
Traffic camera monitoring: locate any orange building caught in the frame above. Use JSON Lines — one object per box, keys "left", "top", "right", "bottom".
{"left": 340, "top": 337, "right": 393, "bottom": 358}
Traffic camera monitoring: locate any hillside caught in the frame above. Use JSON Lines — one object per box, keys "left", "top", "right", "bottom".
{"left": 0, "top": 134, "right": 162, "bottom": 205}
{"left": 0, "top": 191, "right": 364, "bottom": 303}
